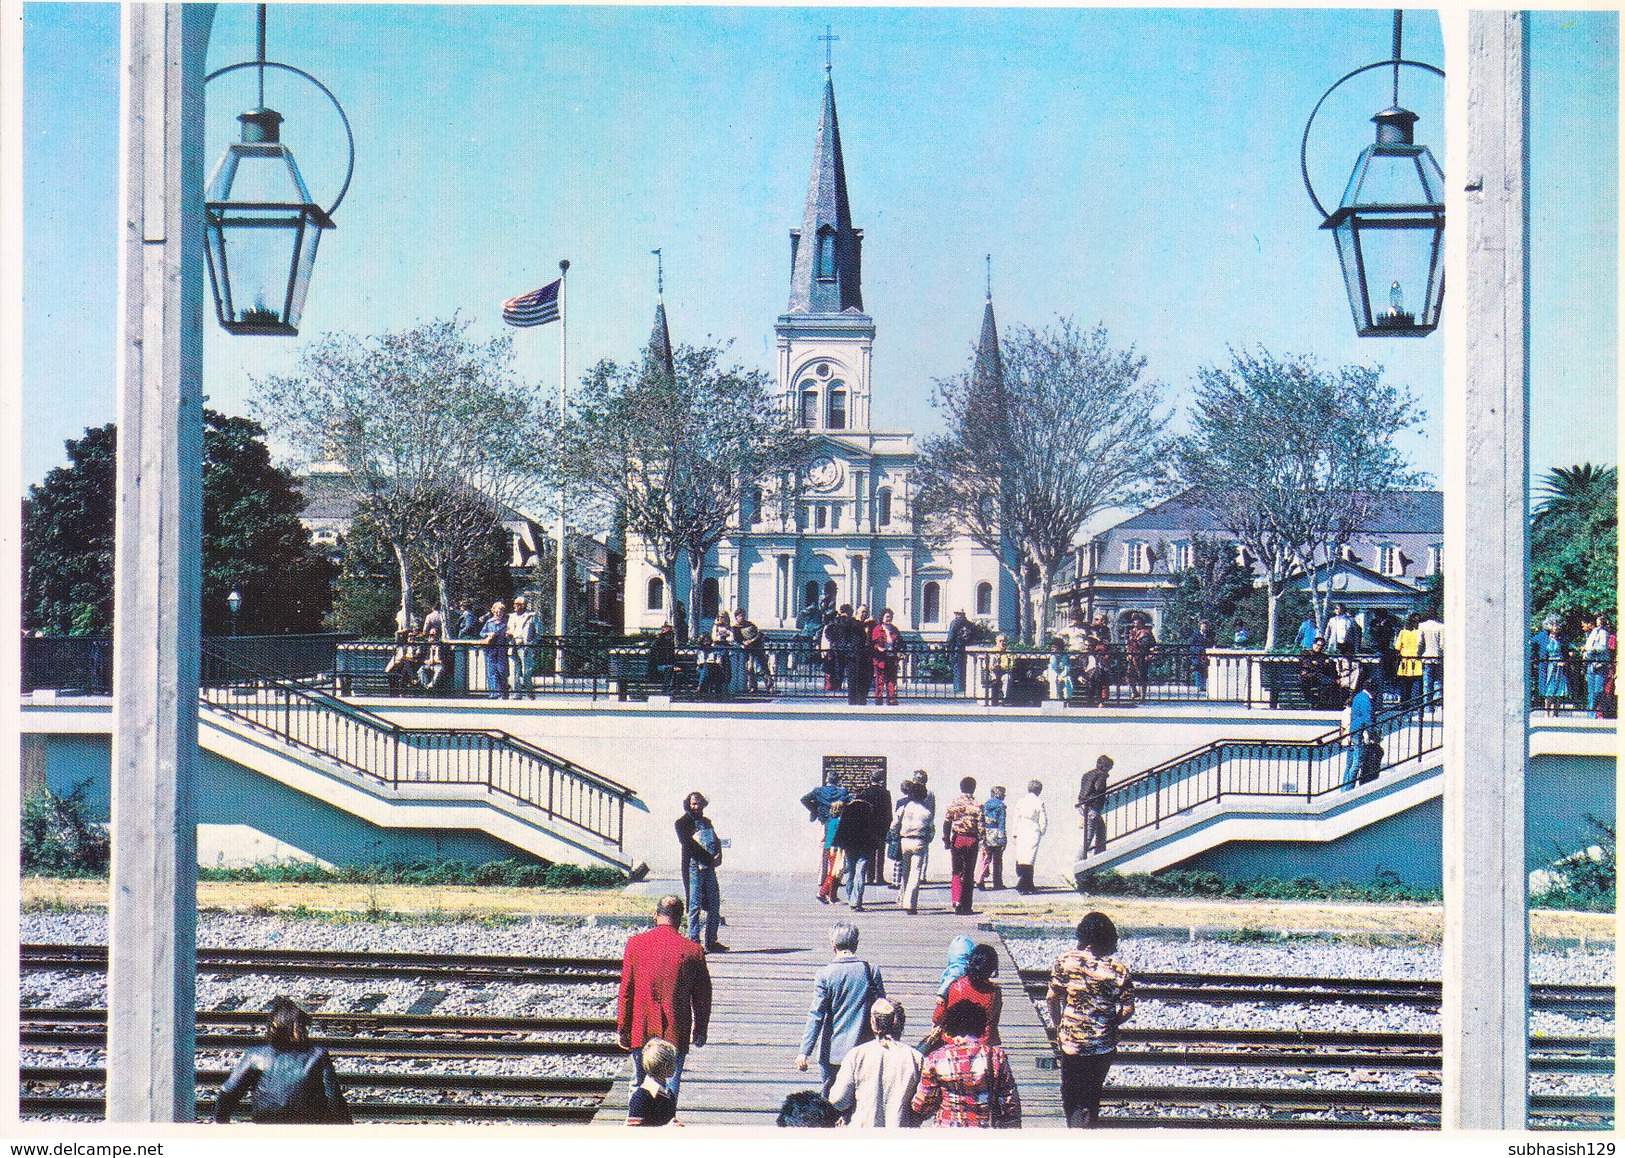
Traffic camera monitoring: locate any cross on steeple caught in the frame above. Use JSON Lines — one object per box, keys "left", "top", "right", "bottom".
{"left": 651, "top": 248, "right": 664, "bottom": 295}
{"left": 986, "top": 254, "right": 993, "bottom": 301}
{"left": 818, "top": 24, "right": 839, "bottom": 74}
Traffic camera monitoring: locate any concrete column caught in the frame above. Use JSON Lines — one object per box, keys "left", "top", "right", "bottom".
{"left": 109, "top": 2, "right": 214, "bottom": 1123}
{"left": 1440, "top": 9, "right": 1529, "bottom": 1130}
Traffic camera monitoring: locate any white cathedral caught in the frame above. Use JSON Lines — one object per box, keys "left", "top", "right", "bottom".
{"left": 622, "top": 69, "right": 1019, "bottom": 640}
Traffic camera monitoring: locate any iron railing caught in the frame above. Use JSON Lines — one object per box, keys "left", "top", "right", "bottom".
{"left": 197, "top": 644, "right": 638, "bottom": 857}
{"left": 22, "top": 634, "right": 351, "bottom": 696}
{"left": 1098, "top": 689, "right": 1445, "bottom": 849}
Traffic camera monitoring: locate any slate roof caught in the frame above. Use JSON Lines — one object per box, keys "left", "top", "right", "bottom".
{"left": 786, "top": 77, "right": 865, "bottom": 316}
{"left": 1109, "top": 488, "right": 1442, "bottom": 536}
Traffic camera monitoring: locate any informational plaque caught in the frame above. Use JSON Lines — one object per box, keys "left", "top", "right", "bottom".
{"left": 822, "top": 755, "right": 887, "bottom": 794}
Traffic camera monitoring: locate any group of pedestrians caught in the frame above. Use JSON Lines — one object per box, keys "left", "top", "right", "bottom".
{"left": 692, "top": 609, "right": 775, "bottom": 698}
{"left": 802, "top": 773, "right": 1053, "bottom": 915}
{"left": 1294, "top": 604, "right": 1445, "bottom": 710}
{"left": 808, "top": 603, "right": 908, "bottom": 705}
{"left": 628, "top": 908, "right": 1137, "bottom": 1130}
{"left": 384, "top": 596, "right": 543, "bottom": 697}
{"left": 1533, "top": 611, "right": 1617, "bottom": 714}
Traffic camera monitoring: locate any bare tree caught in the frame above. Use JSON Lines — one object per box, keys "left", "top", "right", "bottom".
{"left": 916, "top": 318, "right": 1172, "bottom": 642}
{"left": 253, "top": 316, "right": 545, "bottom": 625}
{"left": 556, "top": 339, "right": 804, "bottom": 616}
{"left": 1176, "top": 347, "right": 1427, "bottom": 649}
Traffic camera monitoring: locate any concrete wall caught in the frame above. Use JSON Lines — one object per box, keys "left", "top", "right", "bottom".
{"left": 22, "top": 699, "right": 1613, "bottom": 888}
{"left": 1164, "top": 753, "right": 1614, "bottom": 890}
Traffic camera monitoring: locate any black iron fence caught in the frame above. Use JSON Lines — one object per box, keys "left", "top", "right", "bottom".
{"left": 26, "top": 632, "right": 1610, "bottom": 717}
{"left": 1099, "top": 689, "right": 1445, "bottom": 849}
{"left": 197, "top": 644, "right": 638, "bottom": 858}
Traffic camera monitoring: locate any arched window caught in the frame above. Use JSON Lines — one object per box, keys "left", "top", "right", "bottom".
{"left": 700, "top": 577, "right": 720, "bottom": 621}
{"left": 815, "top": 505, "right": 828, "bottom": 530}
{"left": 877, "top": 487, "right": 892, "bottom": 526}
{"left": 922, "top": 581, "right": 941, "bottom": 624}
{"left": 826, "top": 385, "right": 847, "bottom": 430}
{"left": 751, "top": 486, "right": 764, "bottom": 525}
{"left": 816, "top": 228, "right": 836, "bottom": 280}
{"left": 823, "top": 579, "right": 838, "bottom": 604}
{"left": 1172, "top": 540, "right": 1192, "bottom": 572}
{"left": 804, "top": 580, "right": 821, "bottom": 610}
{"left": 801, "top": 387, "right": 819, "bottom": 428}
{"left": 646, "top": 577, "right": 664, "bottom": 612}
{"left": 975, "top": 581, "right": 993, "bottom": 618}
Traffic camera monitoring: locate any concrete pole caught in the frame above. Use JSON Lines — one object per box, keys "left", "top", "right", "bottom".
{"left": 108, "top": 2, "right": 214, "bottom": 1123}
{"left": 1440, "top": 9, "right": 1530, "bottom": 1130}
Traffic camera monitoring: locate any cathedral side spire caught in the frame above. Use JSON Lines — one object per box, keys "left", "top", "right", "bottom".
{"left": 644, "top": 252, "right": 675, "bottom": 385}
{"left": 966, "top": 282, "right": 1010, "bottom": 461}
{"left": 787, "top": 71, "right": 864, "bottom": 315}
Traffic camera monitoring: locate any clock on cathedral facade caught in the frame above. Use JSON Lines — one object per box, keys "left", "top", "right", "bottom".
{"left": 622, "top": 70, "right": 1018, "bottom": 641}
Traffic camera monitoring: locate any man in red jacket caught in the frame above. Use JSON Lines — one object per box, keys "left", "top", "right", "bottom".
{"left": 618, "top": 894, "right": 713, "bottom": 1103}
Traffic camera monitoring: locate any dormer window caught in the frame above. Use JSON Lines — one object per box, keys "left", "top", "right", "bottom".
{"left": 816, "top": 228, "right": 836, "bottom": 280}
{"left": 801, "top": 387, "right": 819, "bottom": 428}
{"left": 826, "top": 385, "right": 847, "bottom": 430}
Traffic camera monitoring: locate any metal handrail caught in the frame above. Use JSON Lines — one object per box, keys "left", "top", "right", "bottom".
{"left": 198, "top": 643, "right": 638, "bottom": 853}
{"left": 1099, "top": 689, "right": 1445, "bottom": 848}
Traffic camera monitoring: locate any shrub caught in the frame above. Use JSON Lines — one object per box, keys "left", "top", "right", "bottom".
{"left": 1531, "top": 815, "right": 1616, "bottom": 913}
{"left": 21, "top": 781, "right": 110, "bottom": 877}
{"left": 194, "top": 857, "right": 628, "bottom": 889}
{"left": 1077, "top": 867, "right": 1440, "bottom": 903}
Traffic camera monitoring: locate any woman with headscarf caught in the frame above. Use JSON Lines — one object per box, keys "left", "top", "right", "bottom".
{"left": 1532, "top": 615, "right": 1570, "bottom": 709}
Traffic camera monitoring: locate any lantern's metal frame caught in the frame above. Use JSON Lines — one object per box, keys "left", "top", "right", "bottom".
{"left": 1300, "top": 22, "right": 1445, "bottom": 339}
{"left": 203, "top": 8, "right": 354, "bottom": 336}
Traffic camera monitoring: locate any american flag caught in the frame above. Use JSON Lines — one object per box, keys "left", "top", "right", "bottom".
{"left": 502, "top": 278, "right": 562, "bottom": 327}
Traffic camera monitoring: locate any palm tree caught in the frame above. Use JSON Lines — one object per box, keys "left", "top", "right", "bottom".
{"left": 1533, "top": 463, "right": 1617, "bottom": 530}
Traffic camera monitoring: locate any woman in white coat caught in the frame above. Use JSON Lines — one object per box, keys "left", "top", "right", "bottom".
{"left": 1010, "top": 780, "right": 1049, "bottom": 894}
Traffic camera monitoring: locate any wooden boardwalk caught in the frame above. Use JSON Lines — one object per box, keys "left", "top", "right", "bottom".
{"left": 597, "top": 872, "right": 1065, "bottom": 1128}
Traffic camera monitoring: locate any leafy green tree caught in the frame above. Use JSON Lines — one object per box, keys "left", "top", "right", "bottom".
{"left": 22, "top": 424, "right": 117, "bottom": 635}
{"left": 1158, "top": 534, "right": 1256, "bottom": 644}
{"left": 328, "top": 505, "right": 513, "bottom": 636}
{"left": 202, "top": 413, "right": 337, "bottom": 635}
{"left": 1176, "top": 348, "right": 1426, "bottom": 648}
{"left": 22, "top": 414, "right": 334, "bottom": 636}
{"left": 1531, "top": 463, "right": 1616, "bottom": 632}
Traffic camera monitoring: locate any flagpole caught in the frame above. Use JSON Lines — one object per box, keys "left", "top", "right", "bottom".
{"left": 554, "top": 259, "right": 569, "bottom": 672}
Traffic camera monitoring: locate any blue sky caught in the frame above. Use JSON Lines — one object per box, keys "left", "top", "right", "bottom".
{"left": 18, "top": 6, "right": 1617, "bottom": 496}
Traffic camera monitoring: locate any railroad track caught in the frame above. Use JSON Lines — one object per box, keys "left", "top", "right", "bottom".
{"left": 21, "top": 944, "right": 620, "bottom": 985}
{"left": 25, "top": 944, "right": 1614, "bottom": 1014}
{"left": 1017, "top": 968, "right": 1615, "bottom": 1014}
{"left": 21, "top": 945, "right": 1613, "bottom": 1127}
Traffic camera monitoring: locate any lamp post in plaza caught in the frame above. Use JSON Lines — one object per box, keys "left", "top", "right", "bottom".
{"left": 227, "top": 588, "right": 242, "bottom": 636}
{"left": 1301, "top": 10, "right": 1446, "bottom": 338}
{"left": 110, "top": 3, "right": 348, "bottom": 1121}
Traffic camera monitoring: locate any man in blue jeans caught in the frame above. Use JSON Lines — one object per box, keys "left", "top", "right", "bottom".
{"left": 676, "top": 792, "right": 727, "bottom": 951}
{"left": 1342, "top": 678, "right": 1374, "bottom": 790}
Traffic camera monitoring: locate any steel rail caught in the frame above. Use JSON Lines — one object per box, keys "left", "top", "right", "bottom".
{"left": 17, "top": 1097, "right": 601, "bottom": 1124}
{"left": 22, "top": 1008, "right": 618, "bottom": 1034}
{"left": 21, "top": 1030, "right": 623, "bottom": 1058}
{"left": 22, "top": 1067, "right": 612, "bottom": 1096}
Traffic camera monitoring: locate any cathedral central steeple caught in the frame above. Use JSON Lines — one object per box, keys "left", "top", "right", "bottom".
{"left": 787, "top": 72, "right": 864, "bottom": 316}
